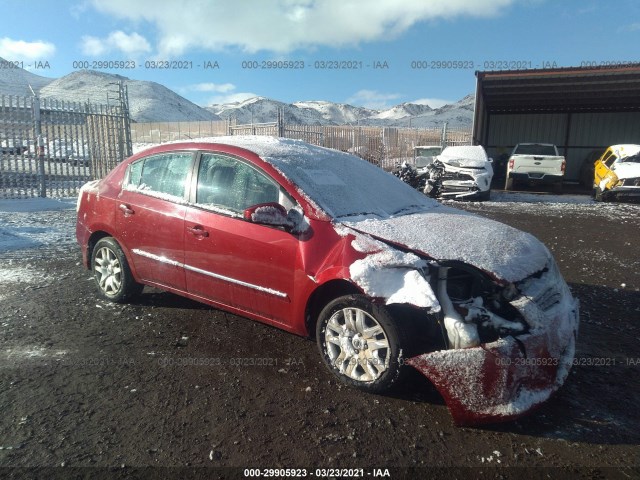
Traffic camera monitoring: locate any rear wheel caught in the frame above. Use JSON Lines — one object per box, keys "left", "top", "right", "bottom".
{"left": 91, "top": 237, "right": 143, "bottom": 303}
{"left": 316, "top": 295, "right": 407, "bottom": 393}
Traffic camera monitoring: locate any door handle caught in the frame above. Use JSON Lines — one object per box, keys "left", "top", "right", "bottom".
{"left": 119, "top": 204, "right": 134, "bottom": 215}
{"left": 187, "top": 225, "right": 209, "bottom": 237}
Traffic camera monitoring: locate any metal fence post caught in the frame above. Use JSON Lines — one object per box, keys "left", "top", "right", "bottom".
{"left": 32, "top": 92, "right": 46, "bottom": 198}
{"left": 441, "top": 122, "right": 448, "bottom": 148}
{"left": 277, "top": 108, "right": 285, "bottom": 137}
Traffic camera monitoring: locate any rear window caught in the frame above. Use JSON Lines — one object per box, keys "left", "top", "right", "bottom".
{"left": 514, "top": 144, "right": 557, "bottom": 156}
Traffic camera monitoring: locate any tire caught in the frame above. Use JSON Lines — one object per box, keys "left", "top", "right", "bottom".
{"left": 552, "top": 182, "right": 563, "bottom": 194}
{"left": 91, "top": 237, "right": 143, "bottom": 303}
{"left": 476, "top": 189, "right": 491, "bottom": 201}
{"left": 594, "top": 186, "right": 603, "bottom": 202}
{"left": 504, "top": 175, "right": 513, "bottom": 191}
{"left": 316, "top": 294, "right": 407, "bottom": 393}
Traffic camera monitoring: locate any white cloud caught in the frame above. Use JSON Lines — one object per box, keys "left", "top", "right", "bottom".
{"left": 346, "top": 90, "right": 402, "bottom": 110}
{"left": 0, "top": 38, "right": 55, "bottom": 60}
{"left": 81, "top": 36, "right": 107, "bottom": 56}
{"left": 621, "top": 23, "right": 640, "bottom": 32}
{"left": 412, "top": 98, "right": 453, "bottom": 108}
{"left": 173, "top": 80, "right": 258, "bottom": 106}
{"left": 185, "top": 83, "right": 236, "bottom": 93}
{"left": 81, "top": 31, "right": 151, "bottom": 57}
{"left": 90, "top": 0, "right": 515, "bottom": 55}
{"left": 177, "top": 82, "right": 257, "bottom": 105}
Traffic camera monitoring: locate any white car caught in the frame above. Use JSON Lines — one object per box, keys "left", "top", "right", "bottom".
{"left": 423, "top": 145, "right": 494, "bottom": 200}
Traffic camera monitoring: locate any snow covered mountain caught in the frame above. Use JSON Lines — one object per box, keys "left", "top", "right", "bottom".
{"left": 292, "top": 100, "right": 376, "bottom": 124}
{"left": 0, "top": 57, "right": 53, "bottom": 96}
{"left": 370, "top": 103, "right": 434, "bottom": 121}
{"left": 0, "top": 58, "right": 473, "bottom": 126}
{"left": 39, "top": 71, "right": 219, "bottom": 123}
{"left": 209, "top": 97, "right": 379, "bottom": 125}
{"left": 208, "top": 96, "right": 473, "bottom": 128}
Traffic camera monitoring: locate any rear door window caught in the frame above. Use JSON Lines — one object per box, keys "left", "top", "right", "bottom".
{"left": 126, "top": 152, "right": 193, "bottom": 200}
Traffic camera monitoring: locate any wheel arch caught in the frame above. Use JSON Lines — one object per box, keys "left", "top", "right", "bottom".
{"left": 86, "top": 231, "right": 137, "bottom": 279}
{"left": 85, "top": 230, "right": 112, "bottom": 270}
{"left": 304, "top": 279, "right": 361, "bottom": 339}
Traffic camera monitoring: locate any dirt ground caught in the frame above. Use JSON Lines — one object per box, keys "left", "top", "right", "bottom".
{"left": 0, "top": 193, "right": 639, "bottom": 479}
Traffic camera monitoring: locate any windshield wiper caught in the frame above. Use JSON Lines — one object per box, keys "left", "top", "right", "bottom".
{"left": 391, "top": 204, "right": 423, "bottom": 215}
{"left": 335, "top": 211, "right": 384, "bottom": 220}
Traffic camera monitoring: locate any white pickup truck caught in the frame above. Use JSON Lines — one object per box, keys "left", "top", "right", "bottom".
{"left": 505, "top": 143, "right": 566, "bottom": 192}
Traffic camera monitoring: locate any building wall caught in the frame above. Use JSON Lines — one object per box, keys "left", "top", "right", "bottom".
{"left": 483, "top": 111, "right": 640, "bottom": 180}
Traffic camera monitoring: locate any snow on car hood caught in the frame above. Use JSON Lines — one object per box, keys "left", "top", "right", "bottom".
{"left": 612, "top": 160, "right": 640, "bottom": 180}
{"left": 342, "top": 207, "right": 551, "bottom": 283}
{"left": 438, "top": 146, "right": 489, "bottom": 169}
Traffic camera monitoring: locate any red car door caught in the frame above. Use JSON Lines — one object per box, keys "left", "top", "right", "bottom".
{"left": 116, "top": 151, "right": 194, "bottom": 291}
{"left": 183, "top": 152, "right": 298, "bottom": 326}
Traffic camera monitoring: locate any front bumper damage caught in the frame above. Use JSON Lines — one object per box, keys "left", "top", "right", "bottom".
{"left": 407, "top": 263, "right": 579, "bottom": 426}
{"left": 603, "top": 185, "right": 640, "bottom": 201}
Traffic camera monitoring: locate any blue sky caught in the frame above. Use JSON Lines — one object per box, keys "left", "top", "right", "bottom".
{"left": 1, "top": 0, "right": 639, "bottom": 110}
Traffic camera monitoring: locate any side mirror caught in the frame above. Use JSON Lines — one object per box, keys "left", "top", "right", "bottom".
{"left": 244, "top": 203, "right": 309, "bottom": 234}
{"left": 244, "top": 202, "right": 290, "bottom": 227}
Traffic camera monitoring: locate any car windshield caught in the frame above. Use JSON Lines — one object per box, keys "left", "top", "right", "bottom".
{"left": 415, "top": 147, "right": 441, "bottom": 167}
{"left": 620, "top": 153, "right": 640, "bottom": 163}
{"left": 202, "top": 136, "right": 440, "bottom": 220}
{"left": 514, "top": 144, "right": 557, "bottom": 156}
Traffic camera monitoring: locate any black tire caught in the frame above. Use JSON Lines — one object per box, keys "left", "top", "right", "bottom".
{"left": 552, "top": 182, "right": 563, "bottom": 194}
{"left": 504, "top": 176, "right": 513, "bottom": 191}
{"left": 594, "top": 186, "right": 604, "bottom": 202}
{"left": 316, "top": 294, "right": 408, "bottom": 393}
{"left": 91, "top": 237, "right": 143, "bottom": 303}
{"left": 476, "top": 189, "right": 491, "bottom": 201}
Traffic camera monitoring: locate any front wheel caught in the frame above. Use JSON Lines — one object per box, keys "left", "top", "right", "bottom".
{"left": 91, "top": 237, "right": 143, "bottom": 303}
{"left": 316, "top": 295, "right": 406, "bottom": 393}
{"left": 594, "top": 186, "right": 604, "bottom": 202}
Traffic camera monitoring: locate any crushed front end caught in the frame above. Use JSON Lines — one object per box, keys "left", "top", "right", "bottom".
{"left": 423, "top": 160, "right": 492, "bottom": 200}
{"left": 407, "top": 260, "right": 579, "bottom": 426}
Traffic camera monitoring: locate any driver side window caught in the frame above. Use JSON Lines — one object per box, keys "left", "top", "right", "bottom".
{"left": 196, "top": 153, "right": 281, "bottom": 213}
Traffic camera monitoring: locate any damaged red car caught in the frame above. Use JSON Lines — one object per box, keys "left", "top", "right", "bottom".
{"left": 76, "top": 136, "right": 579, "bottom": 425}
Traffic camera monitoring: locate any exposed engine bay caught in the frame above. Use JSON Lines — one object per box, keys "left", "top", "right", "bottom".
{"left": 434, "top": 262, "right": 529, "bottom": 349}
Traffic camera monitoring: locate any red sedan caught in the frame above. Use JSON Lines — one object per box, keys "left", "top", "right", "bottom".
{"left": 76, "top": 136, "right": 579, "bottom": 425}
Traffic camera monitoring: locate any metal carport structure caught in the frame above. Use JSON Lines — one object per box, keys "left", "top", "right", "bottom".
{"left": 473, "top": 65, "right": 640, "bottom": 182}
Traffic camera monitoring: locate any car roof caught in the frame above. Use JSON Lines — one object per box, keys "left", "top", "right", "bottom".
{"left": 608, "top": 144, "right": 640, "bottom": 157}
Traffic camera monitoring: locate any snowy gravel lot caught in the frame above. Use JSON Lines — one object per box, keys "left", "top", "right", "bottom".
{"left": 0, "top": 192, "right": 638, "bottom": 478}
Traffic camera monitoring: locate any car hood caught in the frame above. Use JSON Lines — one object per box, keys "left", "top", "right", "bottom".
{"left": 612, "top": 161, "right": 640, "bottom": 180}
{"left": 439, "top": 157, "right": 488, "bottom": 169}
{"left": 341, "top": 207, "right": 550, "bottom": 283}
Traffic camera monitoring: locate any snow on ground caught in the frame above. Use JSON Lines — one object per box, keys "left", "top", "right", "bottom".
{"left": 455, "top": 191, "right": 640, "bottom": 220}
{"left": 0, "top": 197, "right": 77, "bottom": 266}
{"left": 489, "top": 191, "right": 594, "bottom": 205}
{"left": 0, "top": 197, "right": 76, "bottom": 213}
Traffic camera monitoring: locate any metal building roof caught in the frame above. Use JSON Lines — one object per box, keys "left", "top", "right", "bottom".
{"left": 475, "top": 65, "right": 640, "bottom": 113}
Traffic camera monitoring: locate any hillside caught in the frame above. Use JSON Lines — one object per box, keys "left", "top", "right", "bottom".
{"left": 0, "top": 57, "right": 53, "bottom": 96}
{"left": 209, "top": 96, "right": 473, "bottom": 128}
{"left": 38, "top": 71, "right": 219, "bottom": 122}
